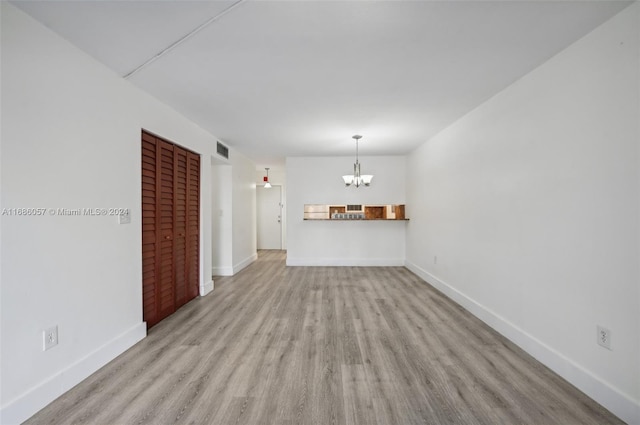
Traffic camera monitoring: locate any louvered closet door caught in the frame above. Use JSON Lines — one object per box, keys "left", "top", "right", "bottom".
{"left": 157, "top": 140, "right": 176, "bottom": 319}
{"left": 141, "top": 133, "right": 158, "bottom": 324}
{"left": 141, "top": 131, "right": 200, "bottom": 328}
{"left": 173, "top": 146, "right": 188, "bottom": 309}
{"left": 186, "top": 152, "right": 200, "bottom": 300}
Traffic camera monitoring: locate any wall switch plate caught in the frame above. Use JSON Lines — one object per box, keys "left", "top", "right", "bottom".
{"left": 118, "top": 210, "right": 131, "bottom": 224}
{"left": 43, "top": 326, "right": 58, "bottom": 351}
{"left": 597, "top": 325, "right": 612, "bottom": 350}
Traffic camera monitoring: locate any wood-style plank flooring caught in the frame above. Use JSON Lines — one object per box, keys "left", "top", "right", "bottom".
{"left": 26, "top": 250, "right": 623, "bottom": 424}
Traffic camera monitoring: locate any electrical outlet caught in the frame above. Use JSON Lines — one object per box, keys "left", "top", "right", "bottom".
{"left": 434, "top": 256, "right": 438, "bottom": 264}
{"left": 597, "top": 325, "right": 611, "bottom": 350}
{"left": 43, "top": 326, "right": 58, "bottom": 351}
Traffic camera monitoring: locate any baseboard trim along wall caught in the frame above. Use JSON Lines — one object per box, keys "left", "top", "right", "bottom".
{"left": 233, "top": 253, "right": 258, "bottom": 275}
{"left": 404, "top": 260, "right": 640, "bottom": 425}
{"left": 200, "top": 279, "right": 214, "bottom": 296}
{"left": 286, "top": 257, "right": 405, "bottom": 267}
{"left": 212, "top": 266, "right": 234, "bottom": 276}
{"left": 212, "top": 253, "right": 258, "bottom": 277}
{"left": 0, "top": 322, "right": 146, "bottom": 425}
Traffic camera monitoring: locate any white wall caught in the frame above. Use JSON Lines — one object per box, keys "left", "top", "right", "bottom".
{"left": 0, "top": 3, "right": 246, "bottom": 422}
{"left": 210, "top": 150, "right": 258, "bottom": 277}
{"left": 211, "top": 162, "right": 233, "bottom": 276}
{"left": 405, "top": 4, "right": 640, "bottom": 424}
{"left": 231, "top": 153, "right": 258, "bottom": 273}
{"left": 286, "top": 156, "right": 406, "bottom": 266}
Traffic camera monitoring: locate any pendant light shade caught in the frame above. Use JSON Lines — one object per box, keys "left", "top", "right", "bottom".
{"left": 263, "top": 167, "right": 272, "bottom": 188}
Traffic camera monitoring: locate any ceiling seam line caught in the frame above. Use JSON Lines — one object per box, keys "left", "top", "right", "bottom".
{"left": 123, "top": 0, "right": 248, "bottom": 80}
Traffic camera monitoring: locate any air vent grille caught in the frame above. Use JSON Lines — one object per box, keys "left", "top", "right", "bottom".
{"left": 346, "top": 204, "right": 363, "bottom": 211}
{"left": 216, "top": 141, "right": 229, "bottom": 159}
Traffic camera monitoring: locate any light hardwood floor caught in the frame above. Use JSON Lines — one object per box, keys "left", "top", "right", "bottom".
{"left": 26, "top": 250, "right": 623, "bottom": 424}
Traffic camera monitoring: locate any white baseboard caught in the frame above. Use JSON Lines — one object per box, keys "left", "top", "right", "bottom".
{"left": 404, "top": 260, "right": 640, "bottom": 425}
{"left": 200, "top": 279, "right": 214, "bottom": 296}
{"left": 0, "top": 322, "right": 146, "bottom": 425}
{"left": 212, "top": 266, "right": 234, "bottom": 276}
{"left": 233, "top": 253, "right": 258, "bottom": 274}
{"left": 212, "top": 253, "right": 258, "bottom": 277}
{"left": 286, "top": 257, "right": 405, "bottom": 267}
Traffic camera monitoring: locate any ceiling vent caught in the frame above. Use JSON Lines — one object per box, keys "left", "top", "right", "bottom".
{"left": 216, "top": 141, "right": 229, "bottom": 159}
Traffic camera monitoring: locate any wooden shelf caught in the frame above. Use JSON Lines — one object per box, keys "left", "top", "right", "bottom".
{"left": 329, "top": 206, "right": 346, "bottom": 219}
{"left": 303, "top": 204, "right": 408, "bottom": 221}
{"left": 303, "top": 218, "right": 409, "bottom": 221}
{"left": 365, "top": 206, "right": 385, "bottom": 220}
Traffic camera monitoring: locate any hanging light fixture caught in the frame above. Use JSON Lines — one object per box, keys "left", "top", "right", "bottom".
{"left": 263, "top": 167, "right": 272, "bottom": 188}
{"left": 342, "top": 135, "right": 373, "bottom": 187}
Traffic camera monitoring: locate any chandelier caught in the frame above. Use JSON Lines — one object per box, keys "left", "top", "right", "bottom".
{"left": 342, "top": 135, "right": 373, "bottom": 187}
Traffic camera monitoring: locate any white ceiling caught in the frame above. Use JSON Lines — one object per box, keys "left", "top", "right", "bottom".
{"left": 12, "top": 0, "right": 632, "bottom": 168}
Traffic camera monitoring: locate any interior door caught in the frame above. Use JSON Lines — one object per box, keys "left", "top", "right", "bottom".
{"left": 173, "top": 146, "right": 188, "bottom": 309}
{"left": 142, "top": 131, "right": 200, "bottom": 328}
{"left": 186, "top": 151, "right": 200, "bottom": 300}
{"left": 257, "top": 186, "right": 282, "bottom": 250}
{"left": 157, "top": 139, "right": 176, "bottom": 320}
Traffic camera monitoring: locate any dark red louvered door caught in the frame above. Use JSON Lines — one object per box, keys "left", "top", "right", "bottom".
{"left": 186, "top": 152, "right": 200, "bottom": 301}
{"left": 141, "top": 133, "right": 158, "bottom": 323}
{"left": 142, "top": 131, "right": 200, "bottom": 328}
{"left": 173, "top": 146, "right": 188, "bottom": 309}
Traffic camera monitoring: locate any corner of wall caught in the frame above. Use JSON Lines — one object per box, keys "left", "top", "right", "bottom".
{"left": 404, "top": 260, "right": 640, "bottom": 425}
{"left": 200, "top": 279, "right": 214, "bottom": 296}
{"left": 233, "top": 253, "right": 258, "bottom": 274}
{"left": 0, "top": 323, "right": 146, "bottom": 425}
